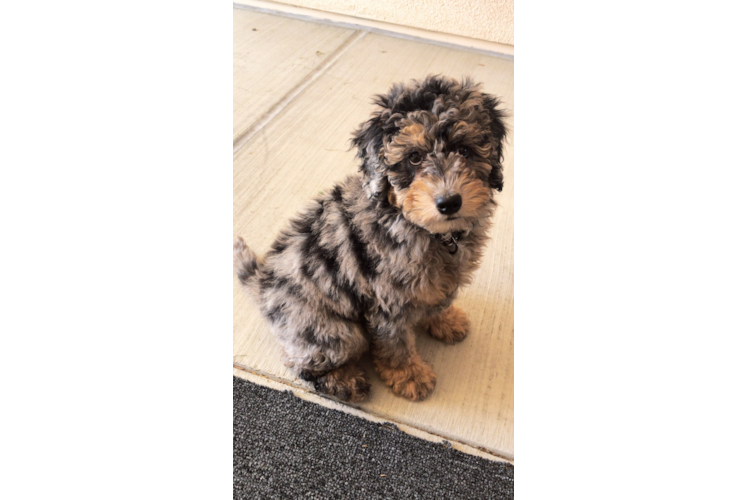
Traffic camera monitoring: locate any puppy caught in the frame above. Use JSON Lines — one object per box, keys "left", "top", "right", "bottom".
{"left": 234, "top": 75, "right": 508, "bottom": 402}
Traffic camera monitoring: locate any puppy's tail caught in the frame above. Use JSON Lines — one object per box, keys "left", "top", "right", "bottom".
{"left": 234, "top": 236, "right": 261, "bottom": 294}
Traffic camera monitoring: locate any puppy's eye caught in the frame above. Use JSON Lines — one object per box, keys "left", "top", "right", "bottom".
{"left": 408, "top": 152, "right": 423, "bottom": 165}
{"left": 457, "top": 146, "right": 469, "bottom": 158}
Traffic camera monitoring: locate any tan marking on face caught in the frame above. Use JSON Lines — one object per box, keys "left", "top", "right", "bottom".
{"left": 387, "top": 186, "right": 399, "bottom": 207}
{"left": 397, "top": 175, "right": 441, "bottom": 229}
{"left": 458, "top": 174, "right": 492, "bottom": 216}
{"left": 384, "top": 121, "right": 433, "bottom": 165}
{"left": 472, "top": 144, "right": 493, "bottom": 159}
{"left": 448, "top": 120, "right": 479, "bottom": 142}
{"left": 449, "top": 121, "right": 492, "bottom": 159}
{"left": 394, "top": 168, "right": 492, "bottom": 233}
{"left": 470, "top": 159, "right": 493, "bottom": 180}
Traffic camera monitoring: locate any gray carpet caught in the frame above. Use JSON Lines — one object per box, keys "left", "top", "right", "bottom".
{"left": 234, "top": 376, "right": 513, "bottom": 499}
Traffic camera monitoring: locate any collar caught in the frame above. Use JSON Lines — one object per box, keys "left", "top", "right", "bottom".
{"left": 431, "top": 230, "right": 466, "bottom": 255}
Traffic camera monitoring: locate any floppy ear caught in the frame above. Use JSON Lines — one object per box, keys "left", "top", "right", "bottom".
{"left": 482, "top": 94, "right": 508, "bottom": 192}
{"left": 351, "top": 110, "right": 390, "bottom": 201}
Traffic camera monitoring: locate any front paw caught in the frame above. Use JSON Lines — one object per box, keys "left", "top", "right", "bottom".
{"left": 376, "top": 359, "right": 437, "bottom": 401}
{"left": 423, "top": 305, "right": 471, "bottom": 344}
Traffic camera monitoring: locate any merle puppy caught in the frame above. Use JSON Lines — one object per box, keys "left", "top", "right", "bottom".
{"left": 234, "top": 75, "right": 508, "bottom": 402}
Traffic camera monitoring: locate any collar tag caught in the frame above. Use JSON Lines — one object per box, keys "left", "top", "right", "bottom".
{"left": 446, "top": 235, "right": 459, "bottom": 254}
{"left": 430, "top": 230, "right": 466, "bottom": 255}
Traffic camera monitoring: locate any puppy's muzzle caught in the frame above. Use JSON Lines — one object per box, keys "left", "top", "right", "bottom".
{"left": 435, "top": 193, "right": 462, "bottom": 215}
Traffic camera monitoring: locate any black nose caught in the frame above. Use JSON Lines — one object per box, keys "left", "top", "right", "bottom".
{"left": 435, "top": 194, "right": 462, "bottom": 215}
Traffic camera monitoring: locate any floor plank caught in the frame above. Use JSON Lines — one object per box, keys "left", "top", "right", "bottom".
{"left": 233, "top": 9, "right": 355, "bottom": 142}
{"left": 234, "top": 26, "right": 514, "bottom": 458}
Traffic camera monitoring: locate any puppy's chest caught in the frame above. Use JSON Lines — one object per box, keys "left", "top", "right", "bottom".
{"left": 394, "top": 238, "right": 476, "bottom": 305}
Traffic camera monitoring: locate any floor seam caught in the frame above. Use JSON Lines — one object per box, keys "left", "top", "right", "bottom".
{"left": 233, "top": 363, "right": 514, "bottom": 463}
{"left": 233, "top": 29, "right": 367, "bottom": 156}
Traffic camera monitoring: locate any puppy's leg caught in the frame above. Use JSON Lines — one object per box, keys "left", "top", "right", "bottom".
{"left": 422, "top": 305, "right": 471, "bottom": 344}
{"left": 370, "top": 317, "right": 436, "bottom": 401}
{"left": 308, "top": 361, "right": 370, "bottom": 403}
{"left": 287, "top": 320, "right": 371, "bottom": 403}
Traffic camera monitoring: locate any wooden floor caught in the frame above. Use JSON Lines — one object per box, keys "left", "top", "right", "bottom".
{"left": 233, "top": 7, "right": 514, "bottom": 460}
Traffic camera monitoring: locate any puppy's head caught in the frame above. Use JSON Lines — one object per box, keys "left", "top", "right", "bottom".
{"left": 351, "top": 75, "right": 508, "bottom": 234}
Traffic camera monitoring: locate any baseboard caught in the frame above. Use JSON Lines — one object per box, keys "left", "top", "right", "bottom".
{"left": 233, "top": 0, "right": 514, "bottom": 60}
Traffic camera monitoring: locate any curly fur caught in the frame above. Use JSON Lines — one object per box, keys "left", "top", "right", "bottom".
{"left": 235, "top": 75, "right": 508, "bottom": 402}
